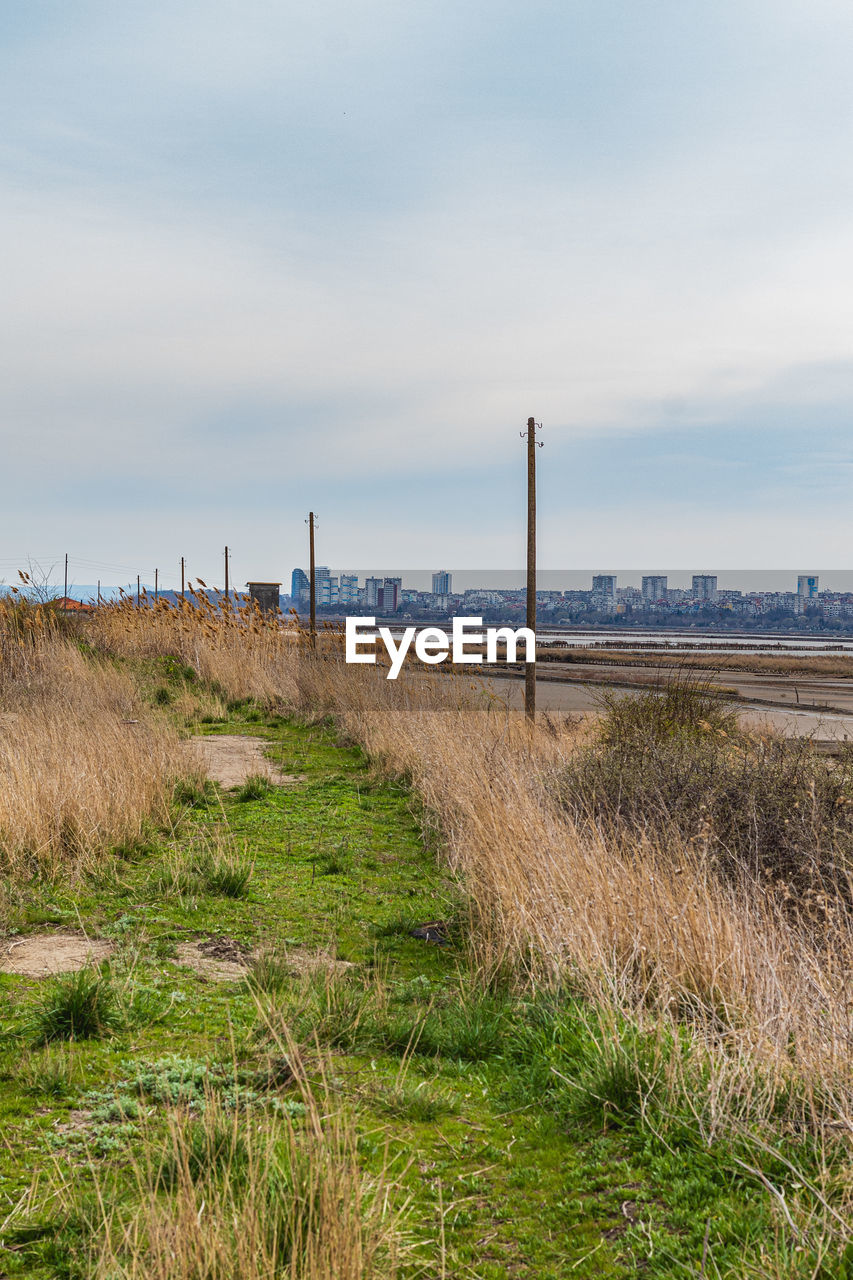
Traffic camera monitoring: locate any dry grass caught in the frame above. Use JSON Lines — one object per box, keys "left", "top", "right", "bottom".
{"left": 90, "top": 593, "right": 301, "bottom": 707}
{"left": 289, "top": 657, "right": 853, "bottom": 1151}
{"left": 0, "top": 601, "right": 192, "bottom": 882}
{"left": 65, "top": 1046, "right": 401, "bottom": 1280}
{"left": 71, "top": 609, "right": 853, "bottom": 1160}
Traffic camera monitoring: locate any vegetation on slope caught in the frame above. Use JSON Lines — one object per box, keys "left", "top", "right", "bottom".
{"left": 0, "top": 600, "right": 850, "bottom": 1275}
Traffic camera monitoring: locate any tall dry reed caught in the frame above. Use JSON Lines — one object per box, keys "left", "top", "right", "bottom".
{"left": 0, "top": 602, "right": 191, "bottom": 882}
{"left": 90, "top": 594, "right": 300, "bottom": 706}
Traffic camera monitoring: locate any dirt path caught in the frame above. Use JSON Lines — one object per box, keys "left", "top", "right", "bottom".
{"left": 183, "top": 734, "right": 304, "bottom": 789}
{"left": 0, "top": 933, "right": 113, "bottom": 977}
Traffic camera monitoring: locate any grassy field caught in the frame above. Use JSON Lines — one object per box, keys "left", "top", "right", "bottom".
{"left": 0, "top": 599, "right": 851, "bottom": 1276}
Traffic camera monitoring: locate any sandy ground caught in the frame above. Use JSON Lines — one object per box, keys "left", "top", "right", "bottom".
{"left": 176, "top": 937, "right": 353, "bottom": 982}
{"left": 0, "top": 933, "right": 113, "bottom": 977}
{"left": 485, "top": 669, "right": 853, "bottom": 742}
{"left": 183, "top": 735, "right": 305, "bottom": 788}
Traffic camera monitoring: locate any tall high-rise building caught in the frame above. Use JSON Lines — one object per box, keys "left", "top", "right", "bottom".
{"left": 797, "top": 574, "right": 819, "bottom": 598}
{"left": 592, "top": 574, "right": 617, "bottom": 614}
{"left": 432, "top": 570, "right": 452, "bottom": 595}
{"left": 291, "top": 568, "right": 309, "bottom": 603}
{"left": 377, "top": 583, "right": 399, "bottom": 612}
{"left": 339, "top": 574, "right": 359, "bottom": 605}
{"left": 315, "top": 567, "right": 334, "bottom": 606}
{"left": 364, "top": 577, "right": 383, "bottom": 607}
{"left": 692, "top": 574, "right": 718, "bottom": 601}
{"left": 641, "top": 575, "right": 667, "bottom": 603}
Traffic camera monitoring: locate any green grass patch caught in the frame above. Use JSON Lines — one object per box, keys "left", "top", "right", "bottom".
{"left": 1, "top": 702, "right": 848, "bottom": 1279}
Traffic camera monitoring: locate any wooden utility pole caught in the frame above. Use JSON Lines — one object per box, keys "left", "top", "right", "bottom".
{"left": 224, "top": 546, "right": 230, "bottom": 603}
{"left": 97, "top": 580, "right": 101, "bottom": 606}
{"left": 522, "top": 417, "right": 542, "bottom": 721}
{"left": 154, "top": 568, "right": 159, "bottom": 601}
{"left": 307, "top": 512, "right": 317, "bottom": 650}
{"left": 308, "top": 512, "right": 317, "bottom": 648}
{"left": 181, "top": 557, "right": 185, "bottom": 602}
{"left": 137, "top": 574, "right": 141, "bottom": 607}
{"left": 64, "top": 553, "right": 68, "bottom": 605}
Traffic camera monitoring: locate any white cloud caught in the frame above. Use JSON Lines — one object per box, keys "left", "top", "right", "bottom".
{"left": 3, "top": 0, "right": 853, "bottom": 576}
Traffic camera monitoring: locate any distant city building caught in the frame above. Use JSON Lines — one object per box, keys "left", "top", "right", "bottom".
{"left": 641, "top": 575, "right": 668, "bottom": 603}
{"left": 592, "top": 574, "right": 617, "bottom": 614}
{"left": 291, "top": 568, "right": 309, "bottom": 603}
{"left": 339, "top": 574, "right": 359, "bottom": 605}
{"left": 377, "top": 582, "right": 399, "bottom": 612}
{"left": 432, "top": 570, "right": 452, "bottom": 595}
{"left": 797, "top": 575, "right": 819, "bottom": 598}
{"left": 692, "top": 575, "right": 718, "bottom": 602}
{"left": 364, "top": 577, "right": 382, "bottom": 607}
{"left": 314, "top": 567, "right": 337, "bottom": 606}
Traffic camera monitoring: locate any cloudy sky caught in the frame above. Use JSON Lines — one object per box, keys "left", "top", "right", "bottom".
{"left": 2, "top": 0, "right": 853, "bottom": 588}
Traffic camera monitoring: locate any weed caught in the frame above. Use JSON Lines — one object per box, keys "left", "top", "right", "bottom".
{"left": 559, "top": 681, "right": 853, "bottom": 894}
{"left": 260, "top": 970, "right": 376, "bottom": 1051}
{"left": 246, "top": 947, "right": 293, "bottom": 995}
{"left": 375, "top": 1079, "right": 456, "bottom": 1123}
{"left": 32, "top": 968, "right": 120, "bottom": 1042}
{"left": 20, "top": 1043, "right": 81, "bottom": 1097}
{"left": 42, "top": 1070, "right": 400, "bottom": 1279}
{"left": 172, "top": 777, "right": 215, "bottom": 810}
{"left": 236, "top": 773, "right": 274, "bottom": 803}
{"left": 197, "top": 847, "right": 253, "bottom": 898}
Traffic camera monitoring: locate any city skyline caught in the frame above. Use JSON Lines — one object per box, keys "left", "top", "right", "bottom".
{"left": 13, "top": 564, "right": 853, "bottom": 597}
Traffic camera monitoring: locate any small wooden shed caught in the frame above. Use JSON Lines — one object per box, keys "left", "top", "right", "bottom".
{"left": 246, "top": 582, "right": 281, "bottom": 614}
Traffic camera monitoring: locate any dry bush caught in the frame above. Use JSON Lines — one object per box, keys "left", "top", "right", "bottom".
{"left": 0, "top": 604, "right": 192, "bottom": 881}
{"left": 559, "top": 680, "right": 853, "bottom": 896}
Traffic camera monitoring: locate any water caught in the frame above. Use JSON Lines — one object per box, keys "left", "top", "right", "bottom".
{"left": 534, "top": 629, "right": 853, "bottom": 656}
{"left": 377, "top": 625, "right": 853, "bottom": 658}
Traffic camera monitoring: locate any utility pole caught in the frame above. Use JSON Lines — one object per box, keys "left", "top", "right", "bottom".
{"left": 521, "top": 417, "right": 542, "bottom": 722}
{"left": 308, "top": 512, "right": 316, "bottom": 649}
{"left": 64, "top": 553, "right": 68, "bottom": 605}
{"left": 97, "top": 580, "right": 101, "bottom": 607}
{"left": 181, "top": 557, "right": 185, "bottom": 603}
{"left": 224, "top": 546, "right": 230, "bottom": 604}
{"left": 137, "top": 574, "right": 141, "bottom": 607}
{"left": 154, "top": 568, "right": 159, "bottom": 602}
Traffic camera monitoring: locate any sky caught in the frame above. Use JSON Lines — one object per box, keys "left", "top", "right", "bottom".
{"left": 2, "top": 0, "right": 853, "bottom": 588}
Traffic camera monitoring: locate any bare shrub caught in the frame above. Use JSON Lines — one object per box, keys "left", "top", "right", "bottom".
{"left": 558, "top": 681, "right": 853, "bottom": 897}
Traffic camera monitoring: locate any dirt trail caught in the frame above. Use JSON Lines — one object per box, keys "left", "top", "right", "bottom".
{"left": 183, "top": 735, "right": 304, "bottom": 789}
{"left": 0, "top": 933, "right": 113, "bottom": 977}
